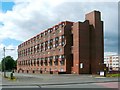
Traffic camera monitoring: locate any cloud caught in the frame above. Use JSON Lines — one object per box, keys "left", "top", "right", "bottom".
{"left": 0, "top": 0, "right": 118, "bottom": 60}
{"left": 0, "top": 0, "right": 68, "bottom": 42}
{"left": 0, "top": 44, "right": 18, "bottom": 61}
{"left": 0, "top": 1, "right": 118, "bottom": 40}
{"left": 104, "top": 52, "right": 118, "bottom": 56}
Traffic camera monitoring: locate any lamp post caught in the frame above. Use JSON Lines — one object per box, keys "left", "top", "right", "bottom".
{"left": 3, "top": 47, "right": 15, "bottom": 78}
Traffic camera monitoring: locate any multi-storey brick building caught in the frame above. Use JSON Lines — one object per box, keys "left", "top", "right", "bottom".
{"left": 17, "top": 10, "right": 105, "bottom": 74}
{"left": 104, "top": 55, "right": 119, "bottom": 71}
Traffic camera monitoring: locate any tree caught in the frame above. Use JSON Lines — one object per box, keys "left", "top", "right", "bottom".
{"left": 0, "top": 62, "right": 2, "bottom": 71}
{"left": 1, "top": 56, "right": 16, "bottom": 72}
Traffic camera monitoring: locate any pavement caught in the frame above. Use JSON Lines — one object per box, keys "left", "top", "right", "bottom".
{"left": 0, "top": 72, "right": 119, "bottom": 89}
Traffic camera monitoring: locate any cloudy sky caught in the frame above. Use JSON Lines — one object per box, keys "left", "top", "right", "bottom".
{"left": 0, "top": 0, "right": 119, "bottom": 61}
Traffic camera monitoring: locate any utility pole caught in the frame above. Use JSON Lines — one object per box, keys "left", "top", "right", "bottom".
{"left": 3, "top": 47, "right": 15, "bottom": 78}
{"left": 3, "top": 47, "right": 6, "bottom": 77}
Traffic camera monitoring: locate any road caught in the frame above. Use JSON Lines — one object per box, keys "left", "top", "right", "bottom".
{"left": 0, "top": 72, "right": 119, "bottom": 89}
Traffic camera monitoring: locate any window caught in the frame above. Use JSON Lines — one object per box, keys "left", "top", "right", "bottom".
{"left": 40, "top": 60, "right": 43, "bottom": 66}
{"left": 45, "top": 41, "right": 48, "bottom": 50}
{"left": 62, "top": 35, "right": 64, "bottom": 39}
{"left": 50, "top": 39, "right": 53, "bottom": 42}
{"left": 55, "top": 37, "right": 59, "bottom": 41}
{"left": 116, "top": 60, "right": 119, "bottom": 62}
{"left": 53, "top": 44, "right": 55, "bottom": 47}
{"left": 45, "top": 31, "right": 48, "bottom": 35}
{"left": 62, "top": 23, "right": 65, "bottom": 27}
{"left": 41, "top": 33, "right": 43, "bottom": 37}
{"left": 43, "top": 42, "right": 45, "bottom": 45}
{"left": 49, "top": 58, "right": 52, "bottom": 66}
{"left": 37, "top": 44, "right": 39, "bottom": 52}
{"left": 50, "top": 29, "right": 53, "bottom": 32}
{"left": 48, "top": 29, "right": 50, "bottom": 33}
{"left": 53, "top": 56, "right": 55, "bottom": 59}
{"left": 54, "top": 56, "right": 59, "bottom": 66}
{"left": 59, "top": 30, "right": 62, "bottom": 33}
{"left": 54, "top": 60, "right": 58, "bottom": 66}
{"left": 48, "top": 46, "right": 50, "bottom": 49}
{"left": 59, "top": 55, "right": 62, "bottom": 58}
{"left": 44, "top": 68, "right": 47, "bottom": 72}
{"left": 37, "top": 59, "right": 39, "bottom": 66}
{"left": 59, "top": 36, "right": 62, "bottom": 39}
{"left": 53, "top": 27, "right": 56, "bottom": 31}
{"left": 55, "top": 43, "right": 59, "bottom": 47}
{"left": 62, "top": 41, "right": 65, "bottom": 46}
{"left": 48, "top": 52, "right": 50, "bottom": 54}
{"left": 28, "top": 61, "right": 30, "bottom": 66}
{"left": 44, "top": 58, "right": 48, "bottom": 66}
{"left": 37, "top": 35, "right": 39, "bottom": 39}
{"left": 62, "top": 55, "right": 65, "bottom": 59}
{"left": 53, "top": 33, "right": 55, "bottom": 36}
{"left": 60, "top": 60, "right": 65, "bottom": 65}
{"left": 45, "top": 41, "right": 48, "bottom": 44}
{"left": 43, "top": 32, "right": 46, "bottom": 36}
{"left": 50, "top": 45, "right": 53, "bottom": 49}
{"left": 34, "top": 59, "right": 36, "bottom": 66}
{"left": 31, "top": 60, "right": 33, "bottom": 66}
{"left": 53, "top": 38, "right": 55, "bottom": 42}
{"left": 34, "top": 45, "right": 37, "bottom": 48}
{"left": 48, "top": 40, "right": 50, "bottom": 43}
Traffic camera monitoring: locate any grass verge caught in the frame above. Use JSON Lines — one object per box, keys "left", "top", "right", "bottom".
{"left": 106, "top": 73, "right": 120, "bottom": 77}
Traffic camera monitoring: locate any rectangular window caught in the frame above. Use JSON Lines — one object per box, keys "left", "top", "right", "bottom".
{"left": 55, "top": 37, "right": 59, "bottom": 41}
{"left": 62, "top": 42, "right": 65, "bottom": 46}
{"left": 59, "top": 36, "right": 62, "bottom": 39}
{"left": 53, "top": 38, "right": 55, "bottom": 42}
{"left": 48, "top": 29, "right": 50, "bottom": 33}
{"left": 54, "top": 60, "right": 58, "bottom": 66}
{"left": 60, "top": 59, "right": 65, "bottom": 65}
{"left": 62, "top": 35, "right": 64, "bottom": 39}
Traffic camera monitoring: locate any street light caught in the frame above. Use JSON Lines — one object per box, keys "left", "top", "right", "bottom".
{"left": 3, "top": 47, "right": 15, "bottom": 78}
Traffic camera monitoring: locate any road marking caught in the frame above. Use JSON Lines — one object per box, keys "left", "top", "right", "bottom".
{"left": 95, "top": 77, "right": 106, "bottom": 78}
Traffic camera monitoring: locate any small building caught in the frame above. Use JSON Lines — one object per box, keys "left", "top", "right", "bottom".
{"left": 17, "top": 10, "right": 105, "bottom": 74}
{"left": 104, "top": 55, "right": 119, "bottom": 71}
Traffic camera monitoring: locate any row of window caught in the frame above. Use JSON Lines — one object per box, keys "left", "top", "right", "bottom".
{"left": 108, "top": 63, "right": 119, "bottom": 66}
{"left": 104, "top": 57, "right": 119, "bottom": 60}
{"left": 19, "top": 22, "right": 65, "bottom": 48}
{"left": 112, "top": 64, "right": 119, "bottom": 65}
{"left": 18, "top": 36, "right": 65, "bottom": 57}
{"left": 19, "top": 67, "right": 64, "bottom": 72}
{"left": 18, "top": 55, "right": 65, "bottom": 66}
{"left": 104, "top": 60, "right": 119, "bottom": 62}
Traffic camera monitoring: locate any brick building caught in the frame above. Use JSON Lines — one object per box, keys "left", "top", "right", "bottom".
{"left": 104, "top": 55, "right": 119, "bottom": 71}
{"left": 17, "top": 10, "right": 105, "bottom": 74}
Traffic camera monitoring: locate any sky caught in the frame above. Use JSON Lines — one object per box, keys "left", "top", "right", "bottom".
{"left": 0, "top": 0, "right": 119, "bottom": 61}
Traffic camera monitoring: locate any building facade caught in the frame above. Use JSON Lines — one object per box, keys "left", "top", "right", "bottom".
{"left": 17, "top": 10, "right": 105, "bottom": 74}
{"left": 104, "top": 55, "right": 119, "bottom": 71}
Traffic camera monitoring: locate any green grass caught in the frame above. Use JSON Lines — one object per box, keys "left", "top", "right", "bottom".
{"left": 106, "top": 73, "right": 120, "bottom": 77}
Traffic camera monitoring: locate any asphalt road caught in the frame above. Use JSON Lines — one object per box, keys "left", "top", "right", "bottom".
{"left": 0, "top": 72, "right": 119, "bottom": 89}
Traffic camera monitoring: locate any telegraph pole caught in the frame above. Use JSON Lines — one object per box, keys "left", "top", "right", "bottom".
{"left": 3, "top": 47, "right": 15, "bottom": 78}
{"left": 3, "top": 47, "right": 6, "bottom": 77}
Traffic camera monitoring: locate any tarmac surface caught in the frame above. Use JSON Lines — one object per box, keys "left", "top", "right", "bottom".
{"left": 0, "top": 72, "right": 119, "bottom": 89}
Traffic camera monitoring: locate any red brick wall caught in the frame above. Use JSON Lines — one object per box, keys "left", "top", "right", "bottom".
{"left": 85, "top": 11, "right": 104, "bottom": 74}
{"left": 17, "top": 11, "right": 104, "bottom": 75}
{"left": 72, "top": 22, "right": 80, "bottom": 74}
